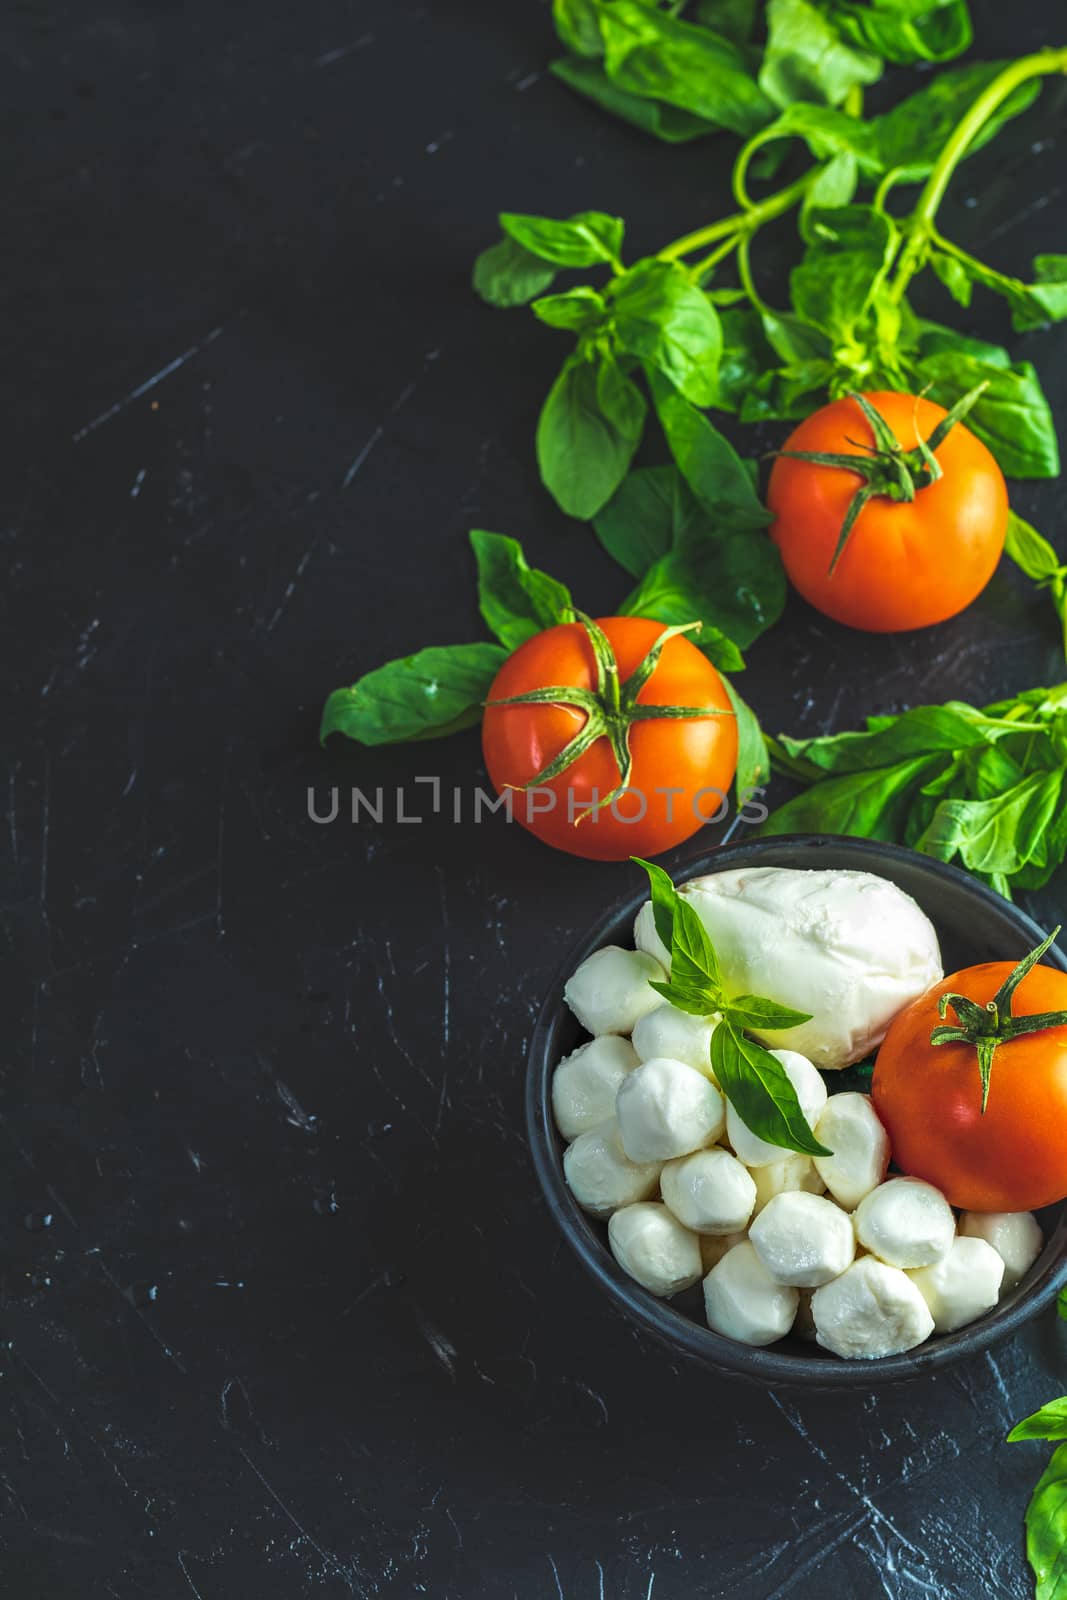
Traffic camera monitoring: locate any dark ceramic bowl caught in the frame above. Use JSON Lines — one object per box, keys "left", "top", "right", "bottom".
{"left": 527, "top": 834, "right": 1067, "bottom": 1386}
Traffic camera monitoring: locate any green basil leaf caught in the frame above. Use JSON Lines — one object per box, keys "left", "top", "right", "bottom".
{"left": 647, "top": 368, "right": 772, "bottom": 528}
{"left": 549, "top": 55, "right": 719, "bottom": 142}
{"left": 593, "top": 464, "right": 685, "bottom": 578}
{"left": 537, "top": 352, "right": 647, "bottom": 519}
{"left": 552, "top": 0, "right": 604, "bottom": 58}
{"left": 929, "top": 250, "right": 972, "bottom": 308}
{"left": 790, "top": 205, "right": 896, "bottom": 341}
{"left": 609, "top": 259, "right": 722, "bottom": 407}
{"left": 1019, "top": 1441, "right": 1067, "bottom": 1599}
{"left": 916, "top": 319, "right": 1011, "bottom": 370}
{"left": 711, "top": 1019, "right": 832, "bottom": 1157}
{"left": 596, "top": 0, "right": 775, "bottom": 138}
{"left": 1010, "top": 1400, "right": 1067, "bottom": 1444}
{"left": 871, "top": 62, "right": 1041, "bottom": 180}
{"left": 692, "top": 0, "right": 758, "bottom": 46}
{"left": 320, "top": 642, "right": 508, "bottom": 746}
{"left": 760, "top": 754, "right": 944, "bottom": 841}
{"left": 759, "top": 0, "right": 882, "bottom": 111}
{"left": 802, "top": 150, "right": 859, "bottom": 219}
{"left": 620, "top": 561, "right": 746, "bottom": 671}
{"left": 531, "top": 286, "right": 608, "bottom": 331}
{"left": 714, "top": 307, "right": 779, "bottom": 412}
{"left": 1005, "top": 511, "right": 1065, "bottom": 584}
{"left": 632, "top": 855, "right": 678, "bottom": 953}
{"left": 760, "top": 309, "right": 833, "bottom": 365}
{"left": 915, "top": 351, "right": 1060, "bottom": 479}
{"left": 830, "top": 0, "right": 972, "bottom": 65}
{"left": 740, "top": 358, "right": 836, "bottom": 423}
{"left": 774, "top": 703, "right": 1026, "bottom": 776}
{"left": 723, "top": 678, "right": 769, "bottom": 802}
{"left": 472, "top": 237, "right": 557, "bottom": 308}
{"left": 670, "top": 889, "right": 724, "bottom": 997}
{"left": 1015, "top": 256, "right": 1067, "bottom": 332}
{"left": 468, "top": 530, "right": 574, "bottom": 652}
{"left": 724, "top": 995, "right": 813, "bottom": 1030}
{"left": 500, "top": 209, "right": 624, "bottom": 268}
{"left": 914, "top": 770, "right": 1064, "bottom": 877}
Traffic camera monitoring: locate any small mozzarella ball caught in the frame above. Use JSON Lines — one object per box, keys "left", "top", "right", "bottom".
{"left": 704, "top": 1241, "right": 799, "bottom": 1347}
{"left": 812, "top": 1093, "right": 890, "bottom": 1210}
{"left": 661, "top": 1147, "right": 756, "bottom": 1236}
{"left": 726, "top": 1049, "right": 827, "bottom": 1167}
{"left": 794, "top": 1289, "right": 817, "bottom": 1342}
{"left": 854, "top": 1178, "right": 955, "bottom": 1269}
{"left": 564, "top": 945, "right": 666, "bottom": 1036}
{"left": 632, "top": 1004, "right": 719, "bottom": 1080}
{"left": 700, "top": 1229, "right": 748, "bottom": 1274}
{"left": 908, "top": 1237, "right": 1004, "bottom": 1334}
{"left": 750, "top": 1191, "right": 855, "bottom": 1288}
{"left": 959, "top": 1210, "right": 1043, "bottom": 1291}
{"left": 812, "top": 1256, "right": 935, "bottom": 1359}
{"left": 751, "top": 1153, "right": 825, "bottom": 1216}
{"left": 608, "top": 1202, "right": 703, "bottom": 1298}
{"left": 634, "top": 900, "right": 672, "bottom": 972}
{"left": 563, "top": 1120, "right": 662, "bottom": 1218}
{"left": 552, "top": 1036, "right": 639, "bottom": 1141}
{"left": 616, "top": 1057, "right": 725, "bottom": 1163}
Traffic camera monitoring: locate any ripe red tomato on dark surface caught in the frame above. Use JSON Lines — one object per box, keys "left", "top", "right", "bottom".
{"left": 872, "top": 957, "right": 1067, "bottom": 1212}
{"left": 481, "top": 616, "right": 738, "bottom": 861}
{"left": 767, "top": 391, "right": 1008, "bottom": 634}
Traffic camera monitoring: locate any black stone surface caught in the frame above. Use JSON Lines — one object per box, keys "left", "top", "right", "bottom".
{"left": 5, "top": 2, "right": 1067, "bottom": 1595}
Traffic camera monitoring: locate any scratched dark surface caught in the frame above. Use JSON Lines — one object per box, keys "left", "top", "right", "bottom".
{"left": 5, "top": 1, "right": 1067, "bottom": 1595}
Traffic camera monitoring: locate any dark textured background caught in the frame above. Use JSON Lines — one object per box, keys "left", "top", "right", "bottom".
{"left": 5, "top": 2, "right": 1067, "bottom": 1595}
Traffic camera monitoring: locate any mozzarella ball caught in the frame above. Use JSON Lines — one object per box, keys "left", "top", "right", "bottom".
{"left": 608, "top": 1202, "right": 703, "bottom": 1298}
{"left": 563, "top": 1120, "right": 662, "bottom": 1218}
{"left": 632, "top": 1004, "right": 719, "bottom": 1080}
{"left": 700, "top": 1229, "right": 748, "bottom": 1274}
{"left": 633, "top": 901, "right": 671, "bottom": 972}
{"left": 959, "top": 1210, "right": 1043, "bottom": 1291}
{"left": 552, "top": 1036, "right": 639, "bottom": 1141}
{"left": 750, "top": 1191, "right": 856, "bottom": 1288}
{"left": 616, "top": 1057, "right": 725, "bottom": 1163}
{"left": 683, "top": 866, "right": 942, "bottom": 1069}
{"left": 563, "top": 945, "right": 666, "bottom": 1036}
{"left": 812, "top": 1093, "right": 890, "bottom": 1210}
{"left": 726, "top": 1049, "right": 827, "bottom": 1167}
{"left": 908, "top": 1237, "right": 1004, "bottom": 1334}
{"left": 854, "top": 1178, "right": 955, "bottom": 1269}
{"left": 812, "top": 1256, "right": 935, "bottom": 1359}
{"left": 704, "top": 1241, "right": 799, "bottom": 1347}
{"left": 751, "top": 1153, "right": 826, "bottom": 1216}
{"left": 661, "top": 1147, "right": 756, "bottom": 1235}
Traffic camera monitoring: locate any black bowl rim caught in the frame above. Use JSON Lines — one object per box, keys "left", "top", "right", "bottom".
{"left": 526, "top": 832, "right": 1067, "bottom": 1387}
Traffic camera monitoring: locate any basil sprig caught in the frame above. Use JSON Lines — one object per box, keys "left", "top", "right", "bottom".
{"left": 634, "top": 858, "right": 831, "bottom": 1158}
{"left": 1009, "top": 1402, "right": 1067, "bottom": 1600}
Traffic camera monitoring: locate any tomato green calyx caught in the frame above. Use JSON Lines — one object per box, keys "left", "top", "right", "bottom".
{"left": 775, "top": 383, "right": 989, "bottom": 578}
{"left": 484, "top": 613, "right": 732, "bottom": 819}
{"left": 930, "top": 926, "right": 1067, "bottom": 1113}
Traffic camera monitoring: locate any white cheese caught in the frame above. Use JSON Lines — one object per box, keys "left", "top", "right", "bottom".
{"left": 552, "top": 1035, "right": 639, "bottom": 1141}
{"left": 751, "top": 1153, "right": 825, "bottom": 1216}
{"left": 854, "top": 1177, "right": 956, "bottom": 1269}
{"left": 616, "top": 1057, "right": 725, "bottom": 1163}
{"left": 632, "top": 1003, "right": 719, "bottom": 1080}
{"left": 633, "top": 901, "right": 671, "bottom": 972}
{"left": 908, "top": 1237, "right": 1004, "bottom": 1333}
{"left": 683, "top": 866, "right": 942, "bottom": 1069}
{"left": 750, "top": 1190, "right": 856, "bottom": 1287}
{"left": 703, "top": 1240, "right": 799, "bottom": 1346}
{"left": 660, "top": 1146, "right": 756, "bottom": 1235}
{"left": 959, "top": 1210, "right": 1043, "bottom": 1291}
{"left": 812, "top": 1093, "right": 891, "bottom": 1210}
{"left": 608, "top": 1202, "right": 703, "bottom": 1297}
{"left": 812, "top": 1256, "right": 935, "bottom": 1358}
{"left": 562, "top": 1119, "right": 662, "bottom": 1218}
{"left": 563, "top": 945, "right": 666, "bottom": 1036}
{"left": 726, "top": 1049, "right": 827, "bottom": 1168}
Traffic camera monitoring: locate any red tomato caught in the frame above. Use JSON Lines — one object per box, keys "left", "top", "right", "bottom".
{"left": 872, "top": 958, "right": 1067, "bottom": 1212}
{"left": 767, "top": 391, "right": 1008, "bottom": 633}
{"left": 481, "top": 616, "right": 738, "bottom": 861}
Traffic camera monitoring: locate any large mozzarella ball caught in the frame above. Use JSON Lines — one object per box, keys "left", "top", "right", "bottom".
{"left": 563, "top": 1120, "right": 662, "bottom": 1218}
{"left": 563, "top": 945, "right": 666, "bottom": 1036}
{"left": 608, "top": 1202, "right": 703, "bottom": 1298}
{"left": 726, "top": 1049, "right": 827, "bottom": 1168}
{"left": 661, "top": 1147, "right": 756, "bottom": 1236}
{"left": 751, "top": 1153, "right": 825, "bottom": 1216}
{"left": 616, "top": 1058, "right": 725, "bottom": 1163}
{"left": 633, "top": 901, "right": 671, "bottom": 972}
{"left": 854, "top": 1178, "right": 955, "bottom": 1269}
{"left": 683, "top": 866, "right": 942, "bottom": 1069}
{"left": 959, "top": 1210, "right": 1043, "bottom": 1291}
{"left": 813, "top": 1093, "right": 890, "bottom": 1210}
{"left": 750, "top": 1191, "right": 855, "bottom": 1288}
{"left": 812, "top": 1256, "right": 935, "bottom": 1358}
{"left": 704, "top": 1241, "right": 799, "bottom": 1346}
{"left": 908, "top": 1237, "right": 1004, "bottom": 1333}
{"left": 700, "top": 1229, "right": 748, "bottom": 1274}
{"left": 552, "top": 1036, "right": 639, "bottom": 1141}
{"left": 632, "top": 1004, "right": 719, "bottom": 1080}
